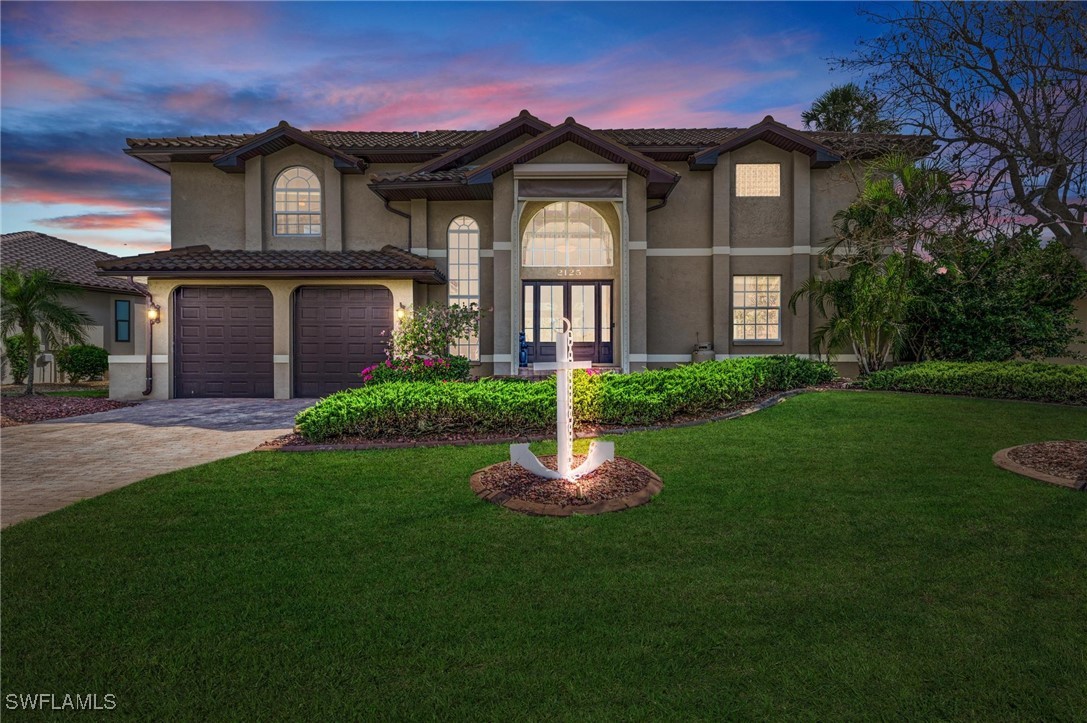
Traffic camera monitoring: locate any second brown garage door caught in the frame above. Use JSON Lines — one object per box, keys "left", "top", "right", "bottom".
{"left": 293, "top": 286, "right": 393, "bottom": 398}
{"left": 174, "top": 286, "right": 274, "bottom": 398}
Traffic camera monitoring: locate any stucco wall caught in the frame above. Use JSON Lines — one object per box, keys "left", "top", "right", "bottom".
{"left": 647, "top": 162, "right": 712, "bottom": 249}
{"left": 344, "top": 164, "right": 415, "bottom": 251}
{"left": 171, "top": 163, "right": 246, "bottom": 248}
{"left": 729, "top": 142, "right": 795, "bottom": 250}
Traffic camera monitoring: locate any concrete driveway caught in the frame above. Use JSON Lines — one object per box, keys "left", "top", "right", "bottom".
{"left": 1, "top": 399, "right": 312, "bottom": 528}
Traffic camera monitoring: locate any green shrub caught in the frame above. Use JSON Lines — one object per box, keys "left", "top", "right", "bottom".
{"left": 54, "top": 344, "right": 109, "bottom": 383}
{"left": 3, "top": 334, "right": 39, "bottom": 384}
{"left": 361, "top": 356, "right": 471, "bottom": 384}
{"left": 863, "top": 361, "right": 1087, "bottom": 404}
{"left": 296, "top": 356, "right": 837, "bottom": 441}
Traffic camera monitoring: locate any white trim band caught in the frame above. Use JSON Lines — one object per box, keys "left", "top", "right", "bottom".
{"left": 109, "top": 355, "right": 168, "bottom": 364}
{"left": 646, "top": 248, "right": 713, "bottom": 257}
{"left": 492, "top": 242, "right": 512, "bottom": 252}
{"left": 480, "top": 354, "right": 513, "bottom": 363}
{"left": 273, "top": 355, "right": 290, "bottom": 364}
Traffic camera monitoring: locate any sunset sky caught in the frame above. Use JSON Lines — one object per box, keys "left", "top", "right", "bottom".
{"left": 0, "top": 1, "right": 890, "bottom": 256}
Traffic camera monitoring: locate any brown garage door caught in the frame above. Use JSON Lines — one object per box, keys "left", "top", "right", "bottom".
{"left": 294, "top": 286, "right": 393, "bottom": 398}
{"left": 174, "top": 286, "right": 274, "bottom": 398}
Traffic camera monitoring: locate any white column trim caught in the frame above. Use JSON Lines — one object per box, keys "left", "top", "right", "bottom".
{"left": 620, "top": 179, "right": 630, "bottom": 374}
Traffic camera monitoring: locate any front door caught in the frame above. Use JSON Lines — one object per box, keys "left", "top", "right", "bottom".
{"left": 522, "top": 281, "right": 612, "bottom": 365}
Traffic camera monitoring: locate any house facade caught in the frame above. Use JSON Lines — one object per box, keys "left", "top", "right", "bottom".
{"left": 99, "top": 111, "right": 929, "bottom": 399}
{"left": 1, "top": 231, "right": 147, "bottom": 385}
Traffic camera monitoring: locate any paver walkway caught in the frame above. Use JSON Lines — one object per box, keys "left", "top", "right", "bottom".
{"left": 1, "top": 399, "right": 312, "bottom": 528}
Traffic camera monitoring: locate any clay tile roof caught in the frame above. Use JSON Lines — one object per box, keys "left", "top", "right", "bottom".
{"left": 94, "top": 245, "right": 446, "bottom": 283}
{"left": 370, "top": 169, "right": 467, "bottom": 185}
{"left": 598, "top": 128, "right": 744, "bottom": 146}
{"left": 0, "top": 231, "right": 146, "bottom": 295}
{"left": 126, "top": 130, "right": 489, "bottom": 151}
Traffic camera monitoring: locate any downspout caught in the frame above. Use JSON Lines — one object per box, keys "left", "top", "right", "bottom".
{"left": 646, "top": 199, "right": 667, "bottom": 213}
{"left": 382, "top": 199, "right": 412, "bottom": 249}
{"left": 130, "top": 276, "right": 155, "bottom": 396}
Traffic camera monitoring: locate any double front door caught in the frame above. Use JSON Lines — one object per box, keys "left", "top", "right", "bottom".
{"left": 522, "top": 281, "right": 613, "bottom": 365}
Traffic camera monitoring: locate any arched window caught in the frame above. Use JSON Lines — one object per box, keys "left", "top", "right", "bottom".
{"left": 447, "top": 216, "right": 480, "bottom": 361}
{"left": 523, "top": 201, "right": 613, "bottom": 267}
{"left": 274, "top": 167, "right": 321, "bottom": 236}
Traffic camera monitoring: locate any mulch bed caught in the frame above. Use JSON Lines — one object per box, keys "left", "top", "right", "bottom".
{"left": 0, "top": 395, "right": 137, "bottom": 427}
{"left": 471, "top": 454, "right": 663, "bottom": 516}
{"left": 1006, "top": 441, "right": 1087, "bottom": 486}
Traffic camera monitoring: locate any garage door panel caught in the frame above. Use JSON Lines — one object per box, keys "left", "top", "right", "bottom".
{"left": 174, "top": 286, "right": 274, "bottom": 398}
{"left": 294, "top": 286, "right": 393, "bottom": 398}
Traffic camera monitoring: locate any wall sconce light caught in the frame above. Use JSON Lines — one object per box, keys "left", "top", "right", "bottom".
{"left": 147, "top": 303, "right": 161, "bottom": 324}
{"left": 396, "top": 303, "right": 407, "bottom": 320}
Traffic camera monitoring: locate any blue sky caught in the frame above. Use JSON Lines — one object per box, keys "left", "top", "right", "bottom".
{"left": 0, "top": 1, "right": 891, "bottom": 256}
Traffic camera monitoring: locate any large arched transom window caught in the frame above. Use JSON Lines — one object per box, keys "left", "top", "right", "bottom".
{"left": 448, "top": 216, "right": 480, "bottom": 360}
{"left": 274, "top": 166, "right": 321, "bottom": 236}
{"left": 523, "top": 201, "right": 613, "bottom": 267}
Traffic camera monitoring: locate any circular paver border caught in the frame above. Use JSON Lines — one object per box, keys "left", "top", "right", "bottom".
{"left": 993, "top": 443, "right": 1086, "bottom": 491}
{"left": 469, "top": 457, "right": 663, "bottom": 516}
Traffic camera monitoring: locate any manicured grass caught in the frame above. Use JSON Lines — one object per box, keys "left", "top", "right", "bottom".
{"left": 43, "top": 389, "right": 109, "bottom": 398}
{"left": 3, "top": 392, "right": 1085, "bottom": 720}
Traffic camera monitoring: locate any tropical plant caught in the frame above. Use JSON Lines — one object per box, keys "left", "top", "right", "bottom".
{"left": 801, "top": 83, "right": 899, "bottom": 134}
{"left": 3, "top": 334, "right": 39, "bottom": 385}
{"left": 0, "top": 266, "right": 90, "bottom": 394}
{"left": 827, "top": 153, "right": 970, "bottom": 268}
{"left": 389, "top": 302, "right": 481, "bottom": 359}
{"left": 791, "top": 253, "right": 914, "bottom": 374}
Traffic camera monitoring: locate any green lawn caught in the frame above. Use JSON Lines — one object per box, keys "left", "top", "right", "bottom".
{"left": 3, "top": 392, "right": 1085, "bottom": 720}
{"left": 43, "top": 389, "right": 109, "bottom": 398}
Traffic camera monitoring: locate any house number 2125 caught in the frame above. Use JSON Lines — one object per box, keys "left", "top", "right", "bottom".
{"left": 557, "top": 268, "right": 583, "bottom": 277}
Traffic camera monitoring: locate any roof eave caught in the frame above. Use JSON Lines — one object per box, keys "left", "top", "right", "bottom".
{"left": 96, "top": 268, "right": 446, "bottom": 284}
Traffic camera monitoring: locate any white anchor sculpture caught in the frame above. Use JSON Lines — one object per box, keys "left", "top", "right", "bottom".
{"left": 510, "top": 317, "right": 615, "bottom": 484}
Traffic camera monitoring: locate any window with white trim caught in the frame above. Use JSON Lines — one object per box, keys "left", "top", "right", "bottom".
{"left": 274, "top": 166, "right": 321, "bottom": 235}
{"left": 447, "top": 216, "right": 480, "bottom": 361}
{"left": 523, "top": 201, "right": 613, "bottom": 267}
{"left": 735, "top": 163, "right": 780, "bottom": 197}
{"left": 733, "top": 275, "right": 782, "bottom": 341}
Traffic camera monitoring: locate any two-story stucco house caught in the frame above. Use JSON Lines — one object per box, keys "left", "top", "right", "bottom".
{"left": 97, "top": 111, "right": 930, "bottom": 400}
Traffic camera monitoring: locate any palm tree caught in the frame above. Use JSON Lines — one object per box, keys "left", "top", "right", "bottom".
{"left": 801, "top": 83, "right": 899, "bottom": 134}
{"left": 1, "top": 266, "right": 90, "bottom": 395}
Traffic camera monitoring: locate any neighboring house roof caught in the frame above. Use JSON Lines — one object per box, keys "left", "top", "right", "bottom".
{"left": 95, "top": 245, "right": 447, "bottom": 284}
{"left": 0, "top": 231, "right": 147, "bottom": 296}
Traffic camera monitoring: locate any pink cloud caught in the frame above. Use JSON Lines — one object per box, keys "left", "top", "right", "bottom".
{"left": 35, "top": 210, "right": 168, "bottom": 231}
{"left": 0, "top": 48, "right": 93, "bottom": 106}
{"left": 313, "top": 36, "right": 812, "bottom": 132}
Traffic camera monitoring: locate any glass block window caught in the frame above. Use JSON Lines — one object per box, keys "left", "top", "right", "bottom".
{"left": 733, "top": 275, "right": 782, "bottom": 341}
{"left": 447, "top": 216, "right": 480, "bottom": 361}
{"left": 114, "top": 299, "right": 131, "bottom": 343}
{"left": 274, "top": 166, "right": 321, "bottom": 235}
{"left": 523, "top": 201, "right": 613, "bottom": 267}
{"left": 735, "top": 163, "right": 780, "bottom": 197}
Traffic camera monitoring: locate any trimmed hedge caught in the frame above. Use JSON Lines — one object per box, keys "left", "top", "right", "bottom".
{"left": 863, "top": 361, "right": 1087, "bottom": 405}
{"left": 55, "top": 344, "right": 109, "bottom": 383}
{"left": 296, "top": 355, "right": 836, "bottom": 441}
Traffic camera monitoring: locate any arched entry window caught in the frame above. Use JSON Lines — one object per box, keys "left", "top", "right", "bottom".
{"left": 448, "top": 216, "right": 480, "bottom": 360}
{"left": 523, "top": 201, "right": 613, "bottom": 267}
{"left": 274, "top": 167, "right": 321, "bottom": 236}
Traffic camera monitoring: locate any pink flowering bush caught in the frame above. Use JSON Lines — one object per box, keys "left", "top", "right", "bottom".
{"left": 360, "top": 355, "right": 470, "bottom": 385}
